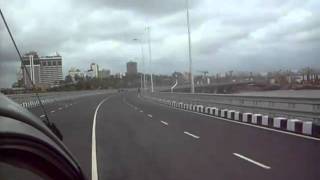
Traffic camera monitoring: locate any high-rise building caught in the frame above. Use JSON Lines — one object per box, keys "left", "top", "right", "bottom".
{"left": 85, "top": 63, "right": 99, "bottom": 79}
{"left": 40, "top": 53, "right": 63, "bottom": 86}
{"left": 126, "top": 61, "right": 138, "bottom": 75}
{"left": 21, "top": 51, "right": 41, "bottom": 88}
{"left": 99, "top": 69, "right": 111, "bottom": 78}
{"left": 21, "top": 51, "right": 63, "bottom": 88}
{"left": 90, "top": 63, "right": 99, "bottom": 78}
{"left": 68, "top": 67, "right": 83, "bottom": 82}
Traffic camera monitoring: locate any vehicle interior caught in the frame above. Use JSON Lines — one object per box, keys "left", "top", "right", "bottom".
{"left": 0, "top": 93, "right": 86, "bottom": 180}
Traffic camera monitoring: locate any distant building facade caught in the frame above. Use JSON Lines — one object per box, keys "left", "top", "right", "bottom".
{"left": 68, "top": 67, "right": 84, "bottom": 82}
{"left": 90, "top": 63, "right": 99, "bottom": 78}
{"left": 40, "top": 53, "right": 63, "bottom": 86}
{"left": 126, "top": 61, "right": 138, "bottom": 75}
{"left": 21, "top": 51, "right": 63, "bottom": 88}
{"left": 99, "top": 69, "right": 111, "bottom": 78}
{"left": 22, "top": 51, "right": 41, "bottom": 88}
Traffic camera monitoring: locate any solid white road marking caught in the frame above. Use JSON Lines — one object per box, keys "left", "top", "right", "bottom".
{"left": 40, "top": 114, "right": 45, "bottom": 118}
{"left": 50, "top": 110, "right": 55, "bottom": 113}
{"left": 233, "top": 153, "right": 271, "bottom": 170}
{"left": 145, "top": 99, "right": 320, "bottom": 141}
{"left": 147, "top": 114, "right": 153, "bottom": 118}
{"left": 161, "top": 121, "right": 168, "bottom": 125}
{"left": 92, "top": 96, "right": 112, "bottom": 180}
{"left": 184, "top": 131, "right": 200, "bottom": 139}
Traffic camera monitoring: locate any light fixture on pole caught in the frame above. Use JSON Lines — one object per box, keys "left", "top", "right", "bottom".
{"left": 133, "top": 38, "right": 146, "bottom": 90}
{"left": 146, "top": 26, "right": 154, "bottom": 93}
{"left": 186, "top": 0, "right": 195, "bottom": 93}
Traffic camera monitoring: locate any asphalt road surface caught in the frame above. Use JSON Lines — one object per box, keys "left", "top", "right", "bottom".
{"left": 28, "top": 91, "right": 320, "bottom": 180}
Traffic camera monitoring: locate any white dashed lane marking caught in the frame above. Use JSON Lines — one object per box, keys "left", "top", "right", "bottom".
{"left": 233, "top": 153, "right": 271, "bottom": 170}
{"left": 40, "top": 114, "right": 45, "bottom": 118}
{"left": 161, "top": 121, "right": 168, "bottom": 126}
{"left": 147, "top": 114, "right": 153, "bottom": 118}
{"left": 184, "top": 131, "right": 200, "bottom": 139}
{"left": 50, "top": 110, "right": 55, "bottom": 113}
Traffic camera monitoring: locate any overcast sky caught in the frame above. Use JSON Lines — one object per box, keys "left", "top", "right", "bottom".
{"left": 1, "top": 0, "right": 320, "bottom": 88}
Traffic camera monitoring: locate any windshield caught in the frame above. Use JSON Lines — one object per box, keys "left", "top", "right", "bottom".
{"left": 1, "top": 0, "right": 320, "bottom": 180}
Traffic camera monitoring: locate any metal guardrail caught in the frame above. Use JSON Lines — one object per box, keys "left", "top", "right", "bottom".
{"left": 144, "top": 92, "right": 320, "bottom": 124}
{"left": 6, "top": 90, "right": 112, "bottom": 107}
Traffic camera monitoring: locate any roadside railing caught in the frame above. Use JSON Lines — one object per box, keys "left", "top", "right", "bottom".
{"left": 143, "top": 92, "right": 320, "bottom": 124}
{"left": 6, "top": 90, "right": 111, "bottom": 108}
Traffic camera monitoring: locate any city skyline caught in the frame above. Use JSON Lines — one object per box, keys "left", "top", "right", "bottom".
{"left": 1, "top": 0, "right": 320, "bottom": 88}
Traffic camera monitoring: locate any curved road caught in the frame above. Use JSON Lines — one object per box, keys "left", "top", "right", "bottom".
{"left": 28, "top": 92, "right": 320, "bottom": 180}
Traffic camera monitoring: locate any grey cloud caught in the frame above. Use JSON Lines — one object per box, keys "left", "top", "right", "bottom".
{"left": 1, "top": 0, "right": 320, "bottom": 88}
{"left": 74, "top": 0, "right": 199, "bottom": 16}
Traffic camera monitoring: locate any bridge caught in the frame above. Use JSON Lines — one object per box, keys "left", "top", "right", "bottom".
{"left": 5, "top": 89, "right": 320, "bottom": 180}
{"left": 158, "top": 81, "right": 260, "bottom": 93}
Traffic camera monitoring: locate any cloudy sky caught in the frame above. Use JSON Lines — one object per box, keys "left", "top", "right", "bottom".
{"left": 1, "top": 0, "right": 320, "bottom": 88}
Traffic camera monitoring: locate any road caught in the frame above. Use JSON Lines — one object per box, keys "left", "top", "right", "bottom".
{"left": 28, "top": 91, "right": 320, "bottom": 180}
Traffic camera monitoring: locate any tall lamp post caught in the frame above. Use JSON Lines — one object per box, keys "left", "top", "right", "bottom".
{"left": 146, "top": 26, "right": 154, "bottom": 93}
{"left": 186, "top": 0, "right": 195, "bottom": 93}
{"left": 133, "top": 38, "right": 146, "bottom": 90}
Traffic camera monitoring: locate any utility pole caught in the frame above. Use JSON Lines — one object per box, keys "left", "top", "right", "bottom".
{"left": 186, "top": 0, "right": 195, "bottom": 93}
{"left": 133, "top": 38, "right": 146, "bottom": 90}
{"left": 146, "top": 26, "right": 154, "bottom": 93}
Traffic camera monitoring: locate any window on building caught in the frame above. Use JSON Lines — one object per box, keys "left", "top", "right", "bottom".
{"left": 48, "top": 61, "right": 51, "bottom": 66}
{"left": 53, "top": 61, "right": 56, "bottom": 66}
{"left": 58, "top": 61, "right": 61, "bottom": 65}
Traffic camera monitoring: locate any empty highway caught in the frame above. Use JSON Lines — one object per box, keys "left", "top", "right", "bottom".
{"left": 27, "top": 91, "right": 320, "bottom": 180}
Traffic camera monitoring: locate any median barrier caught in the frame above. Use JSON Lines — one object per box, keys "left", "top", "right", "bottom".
{"left": 274, "top": 117, "right": 287, "bottom": 129}
{"left": 179, "top": 102, "right": 183, "bottom": 108}
{"left": 145, "top": 95, "right": 320, "bottom": 138}
{"left": 197, "top": 105, "right": 204, "bottom": 113}
{"left": 221, "top": 109, "right": 228, "bottom": 118}
{"left": 227, "top": 110, "right": 235, "bottom": 120}
{"left": 235, "top": 112, "right": 241, "bottom": 121}
{"left": 204, "top": 107, "right": 210, "bottom": 114}
{"left": 303, "top": 121, "right": 312, "bottom": 135}
{"left": 287, "top": 119, "right": 303, "bottom": 133}
{"left": 252, "top": 114, "right": 262, "bottom": 124}
{"left": 243, "top": 113, "right": 252, "bottom": 123}
{"left": 215, "top": 109, "right": 220, "bottom": 117}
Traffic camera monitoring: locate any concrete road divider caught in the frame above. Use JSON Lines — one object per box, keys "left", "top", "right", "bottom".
{"left": 262, "top": 115, "right": 273, "bottom": 126}
{"left": 303, "top": 121, "right": 313, "bottom": 135}
{"left": 227, "top": 110, "right": 236, "bottom": 119}
{"left": 274, "top": 117, "right": 287, "bottom": 129}
{"left": 204, "top": 107, "right": 210, "bottom": 114}
{"left": 197, "top": 105, "right": 204, "bottom": 113}
{"left": 235, "top": 112, "right": 241, "bottom": 121}
{"left": 287, "top": 119, "right": 303, "bottom": 133}
{"left": 215, "top": 109, "right": 220, "bottom": 117}
{"left": 210, "top": 107, "right": 218, "bottom": 116}
{"left": 179, "top": 102, "right": 183, "bottom": 108}
{"left": 221, "top": 109, "right": 228, "bottom": 118}
{"left": 192, "top": 105, "right": 197, "bottom": 111}
{"left": 243, "top": 113, "right": 252, "bottom": 123}
{"left": 148, "top": 96, "right": 320, "bottom": 138}
{"left": 253, "top": 114, "right": 262, "bottom": 124}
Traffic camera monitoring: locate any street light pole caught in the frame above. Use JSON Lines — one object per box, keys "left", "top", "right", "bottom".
{"left": 186, "top": 0, "right": 195, "bottom": 93}
{"left": 146, "top": 26, "right": 154, "bottom": 93}
{"left": 133, "top": 38, "right": 146, "bottom": 90}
